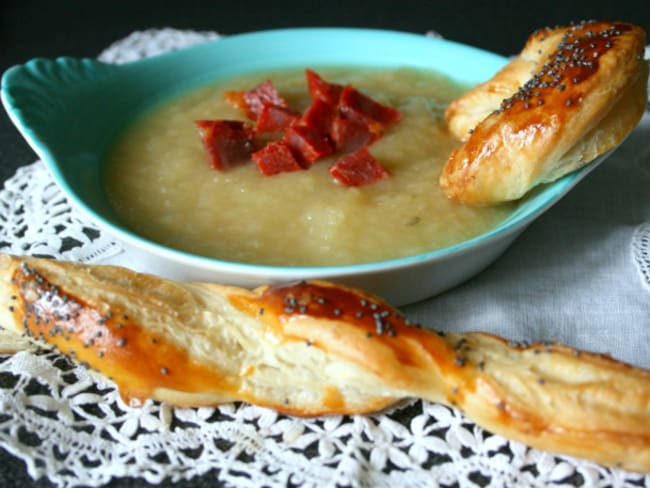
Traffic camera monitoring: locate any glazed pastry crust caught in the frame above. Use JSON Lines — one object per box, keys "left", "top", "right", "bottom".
{"left": 441, "top": 21, "right": 648, "bottom": 204}
{"left": 0, "top": 254, "right": 649, "bottom": 472}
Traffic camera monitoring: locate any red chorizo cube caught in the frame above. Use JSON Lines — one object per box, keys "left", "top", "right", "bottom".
{"left": 284, "top": 125, "right": 333, "bottom": 165}
{"left": 252, "top": 140, "right": 304, "bottom": 176}
{"left": 305, "top": 69, "right": 343, "bottom": 105}
{"left": 329, "top": 147, "right": 389, "bottom": 186}
{"left": 338, "top": 85, "right": 401, "bottom": 132}
{"left": 330, "top": 115, "right": 378, "bottom": 153}
{"left": 300, "top": 97, "right": 336, "bottom": 137}
{"left": 256, "top": 104, "right": 300, "bottom": 133}
{"left": 194, "top": 120, "right": 256, "bottom": 171}
{"left": 225, "top": 80, "right": 288, "bottom": 120}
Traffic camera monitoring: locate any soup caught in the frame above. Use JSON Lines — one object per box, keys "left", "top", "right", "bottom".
{"left": 104, "top": 67, "right": 514, "bottom": 266}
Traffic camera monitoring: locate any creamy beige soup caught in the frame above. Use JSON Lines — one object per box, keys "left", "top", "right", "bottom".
{"left": 105, "top": 67, "right": 513, "bottom": 266}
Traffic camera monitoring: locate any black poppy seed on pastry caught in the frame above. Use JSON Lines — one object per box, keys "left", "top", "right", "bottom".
{"left": 117, "top": 338, "right": 127, "bottom": 347}
{"left": 161, "top": 367, "right": 169, "bottom": 375}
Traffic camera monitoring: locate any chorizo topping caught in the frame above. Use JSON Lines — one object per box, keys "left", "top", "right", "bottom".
{"left": 305, "top": 68, "right": 343, "bottom": 105}
{"left": 284, "top": 124, "right": 333, "bottom": 165}
{"left": 255, "top": 104, "right": 300, "bottom": 133}
{"left": 194, "top": 120, "right": 256, "bottom": 170}
{"left": 338, "top": 84, "right": 401, "bottom": 134}
{"left": 197, "top": 69, "right": 402, "bottom": 186}
{"left": 330, "top": 114, "right": 377, "bottom": 153}
{"left": 329, "top": 147, "right": 390, "bottom": 187}
{"left": 252, "top": 140, "right": 303, "bottom": 176}
{"left": 225, "top": 79, "right": 289, "bottom": 119}
{"left": 300, "top": 98, "right": 336, "bottom": 137}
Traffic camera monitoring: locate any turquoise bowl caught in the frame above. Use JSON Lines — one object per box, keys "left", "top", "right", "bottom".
{"left": 1, "top": 28, "right": 611, "bottom": 305}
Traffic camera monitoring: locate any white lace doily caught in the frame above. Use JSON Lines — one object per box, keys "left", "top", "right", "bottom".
{"left": 633, "top": 223, "right": 650, "bottom": 293}
{"left": 1, "top": 28, "right": 649, "bottom": 488}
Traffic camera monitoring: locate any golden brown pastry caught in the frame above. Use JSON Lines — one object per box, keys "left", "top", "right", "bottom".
{"left": 0, "top": 254, "right": 649, "bottom": 472}
{"left": 441, "top": 21, "right": 649, "bottom": 204}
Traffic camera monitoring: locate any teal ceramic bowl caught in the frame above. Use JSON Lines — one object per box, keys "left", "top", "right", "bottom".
{"left": 1, "top": 28, "right": 612, "bottom": 305}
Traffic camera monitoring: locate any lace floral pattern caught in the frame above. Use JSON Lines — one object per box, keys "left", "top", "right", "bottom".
{"left": 632, "top": 223, "right": 650, "bottom": 292}
{"left": 0, "top": 28, "right": 649, "bottom": 488}
{"left": 0, "top": 161, "right": 122, "bottom": 263}
{"left": 2, "top": 348, "right": 647, "bottom": 488}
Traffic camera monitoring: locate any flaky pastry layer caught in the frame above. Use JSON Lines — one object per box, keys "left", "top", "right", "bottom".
{"left": 0, "top": 254, "right": 649, "bottom": 472}
{"left": 441, "top": 21, "right": 648, "bottom": 204}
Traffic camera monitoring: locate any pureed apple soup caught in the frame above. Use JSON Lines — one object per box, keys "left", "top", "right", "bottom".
{"left": 104, "top": 67, "right": 513, "bottom": 266}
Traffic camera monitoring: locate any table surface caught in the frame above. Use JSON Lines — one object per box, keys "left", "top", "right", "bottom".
{"left": 1, "top": 0, "right": 649, "bottom": 486}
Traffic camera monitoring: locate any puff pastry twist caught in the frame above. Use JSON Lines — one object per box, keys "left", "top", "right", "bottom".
{"left": 441, "top": 21, "right": 648, "bottom": 204}
{"left": 0, "top": 254, "right": 648, "bottom": 472}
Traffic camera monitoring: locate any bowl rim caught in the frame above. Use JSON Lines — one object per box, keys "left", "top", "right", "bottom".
{"left": 2, "top": 27, "right": 596, "bottom": 279}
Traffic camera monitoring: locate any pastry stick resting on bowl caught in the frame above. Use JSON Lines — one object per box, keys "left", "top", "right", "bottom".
{"left": 440, "top": 20, "right": 648, "bottom": 205}
{"left": 0, "top": 254, "right": 649, "bottom": 473}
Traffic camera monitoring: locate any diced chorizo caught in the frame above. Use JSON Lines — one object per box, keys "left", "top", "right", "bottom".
{"left": 300, "top": 97, "right": 336, "bottom": 137}
{"left": 330, "top": 115, "right": 378, "bottom": 153}
{"left": 329, "top": 147, "right": 389, "bottom": 186}
{"left": 284, "top": 125, "right": 333, "bottom": 165}
{"left": 194, "top": 120, "right": 256, "bottom": 170}
{"left": 256, "top": 105, "right": 300, "bottom": 133}
{"left": 338, "top": 85, "right": 401, "bottom": 132}
{"left": 305, "top": 69, "right": 343, "bottom": 105}
{"left": 225, "top": 80, "right": 288, "bottom": 119}
{"left": 252, "top": 140, "right": 304, "bottom": 176}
